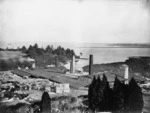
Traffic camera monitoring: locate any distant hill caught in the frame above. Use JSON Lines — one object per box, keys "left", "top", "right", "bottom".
{"left": 78, "top": 43, "right": 150, "bottom": 48}
{"left": 108, "top": 43, "right": 150, "bottom": 48}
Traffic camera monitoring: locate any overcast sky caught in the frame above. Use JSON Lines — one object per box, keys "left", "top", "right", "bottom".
{"left": 0, "top": 0, "right": 150, "bottom": 45}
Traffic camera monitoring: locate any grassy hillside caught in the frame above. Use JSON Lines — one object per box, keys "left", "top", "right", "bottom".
{"left": 0, "top": 51, "right": 26, "bottom": 60}
{"left": 0, "top": 51, "right": 31, "bottom": 71}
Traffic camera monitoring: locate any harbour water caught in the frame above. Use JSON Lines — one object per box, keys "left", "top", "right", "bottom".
{"left": 74, "top": 47, "right": 150, "bottom": 69}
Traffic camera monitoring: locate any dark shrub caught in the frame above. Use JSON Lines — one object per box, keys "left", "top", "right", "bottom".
{"left": 40, "top": 92, "right": 51, "bottom": 113}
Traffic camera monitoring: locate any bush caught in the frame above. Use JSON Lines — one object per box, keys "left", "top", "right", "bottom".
{"left": 40, "top": 92, "right": 51, "bottom": 113}
{"left": 70, "top": 97, "right": 77, "bottom": 104}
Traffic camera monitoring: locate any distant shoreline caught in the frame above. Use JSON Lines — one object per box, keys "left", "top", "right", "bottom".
{"left": 78, "top": 46, "right": 150, "bottom": 48}
{"left": 77, "top": 43, "right": 150, "bottom": 48}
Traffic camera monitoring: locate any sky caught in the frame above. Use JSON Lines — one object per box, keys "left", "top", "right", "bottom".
{"left": 0, "top": 0, "right": 150, "bottom": 47}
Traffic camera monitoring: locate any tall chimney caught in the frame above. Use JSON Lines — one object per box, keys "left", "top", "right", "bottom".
{"left": 123, "top": 64, "right": 129, "bottom": 84}
{"left": 32, "top": 61, "right": 35, "bottom": 69}
{"left": 89, "top": 55, "right": 93, "bottom": 75}
{"left": 70, "top": 55, "right": 75, "bottom": 74}
{"left": 55, "top": 56, "right": 58, "bottom": 67}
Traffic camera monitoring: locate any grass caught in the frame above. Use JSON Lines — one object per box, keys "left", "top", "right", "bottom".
{"left": 0, "top": 51, "right": 26, "bottom": 60}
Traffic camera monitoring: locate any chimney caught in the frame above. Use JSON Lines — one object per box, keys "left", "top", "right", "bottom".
{"left": 55, "top": 56, "right": 58, "bottom": 67}
{"left": 32, "top": 62, "right": 35, "bottom": 69}
{"left": 70, "top": 55, "right": 75, "bottom": 74}
{"left": 89, "top": 55, "right": 93, "bottom": 75}
{"left": 123, "top": 64, "right": 129, "bottom": 84}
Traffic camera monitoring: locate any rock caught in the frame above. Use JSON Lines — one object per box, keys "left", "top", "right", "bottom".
{"left": 1, "top": 83, "right": 13, "bottom": 90}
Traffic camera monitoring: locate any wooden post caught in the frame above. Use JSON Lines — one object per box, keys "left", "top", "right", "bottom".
{"left": 89, "top": 55, "right": 93, "bottom": 75}
{"left": 55, "top": 56, "right": 58, "bottom": 67}
{"left": 70, "top": 55, "right": 75, "bottom": 74}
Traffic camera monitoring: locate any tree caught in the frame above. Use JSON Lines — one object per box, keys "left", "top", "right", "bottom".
{"left": 40, "top": 92, "right": 51, "bottom": 113}
{"left": 88, "top": 76, "right": 97, "bottom": 111}
{"left": 97, "top": 76, "right": 104, "bottom": 111}
{"left": 113, "top": 76, "right": 125, "bottom": 111}
{"left": 36, "top": 48, "right": 44, "bottom": 56}
{"left": 128, "top": 78, "right": 143, "bottom": 113}
{"left": 88, "top": 74, "right": 113, "bottom": 112}
{"left": 93, "top": 76, "right": 101, "bottom": 111}
{"left": 21, "top": 46, "right": 27, "bottom": 53}
{"left": 33, "top": 43, "right": 38, "bottom": 50}
{"left": 17, "top": 47, "right": 21, "bottom": 51}
{"left": 66, "top": 48, "right": 72, "bottom": 58}
{"left": 100, "top": 74, "right": 112, "bottom": 111}
{"left": 45, "top": 45, "right": 53, "bottom": 54}
{"left": 27, "top": 45, "right": 37, "bottom": 58}
{"left": 122, "top": 83, "right": 129, "bottom": 112}
{"left": 70, "top": 50, "right": 75, "bottom": 57}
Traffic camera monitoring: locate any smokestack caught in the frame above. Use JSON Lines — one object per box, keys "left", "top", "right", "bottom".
{"left": 55, "top": 56, "right": 58, "bottom": 67}
{"left": 123, "top": 64, "right": 129, "bottom": 84}
{"left": 70, "top": 55, "right": 75, "bottom": 74}
{"left": 89, "top": 55, "right": 93, "bottom": 75}
{"left": 32, "top": 62, "right": 35, "bottom": 69}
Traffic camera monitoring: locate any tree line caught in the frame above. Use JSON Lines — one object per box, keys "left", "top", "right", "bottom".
{"left": 21, "top": 43, "right": 75, "bottom": 65}
{"left": 0, "top": 43, "right": 76, "bottom": 70}
{"left": 21, "top": 43, "right": 75, "bottom": 59}
{"left": 88, "top": 74, "right": 143, "bottom": 113}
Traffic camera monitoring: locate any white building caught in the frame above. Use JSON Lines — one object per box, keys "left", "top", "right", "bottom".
{"left": 51, "top": 83, "right": 70, "bottom": 94}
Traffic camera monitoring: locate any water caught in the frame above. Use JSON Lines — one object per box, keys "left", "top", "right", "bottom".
{"left": 74, "top": 47, "right": 150, "bottom": 68}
